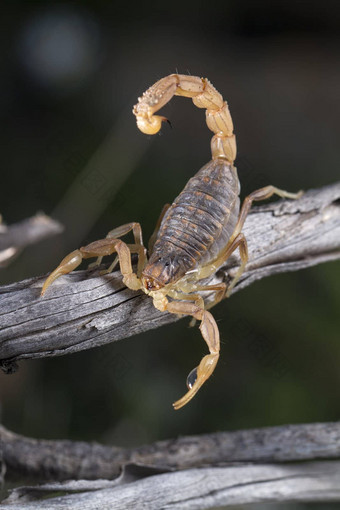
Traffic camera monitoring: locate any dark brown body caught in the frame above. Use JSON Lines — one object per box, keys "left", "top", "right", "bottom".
{"left": 142, "top": 158, "right": 240, "bottom": 288}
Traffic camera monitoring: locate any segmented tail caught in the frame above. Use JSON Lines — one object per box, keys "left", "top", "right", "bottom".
{"left": 133, "top": 74, "right": 236, "bottom": 164}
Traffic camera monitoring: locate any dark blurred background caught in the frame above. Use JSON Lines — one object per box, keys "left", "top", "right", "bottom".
{"left": 0, "top": 1, "right": 339, "bottom": 504}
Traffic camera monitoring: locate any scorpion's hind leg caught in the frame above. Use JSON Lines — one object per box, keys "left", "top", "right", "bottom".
{"left": 41, "top": 235, "right": 145, "bottom": 296}
{"left": 233, "top": 185, "right": 303, "bottom": 244}
{"left": 222, "top": 185, "right": 303, "bottom": 295}
{"left": 165, "top": 299, "right": 220, "bottom": 410}
{"left": 196, "top": 185, "right": 302, "bottom": 298}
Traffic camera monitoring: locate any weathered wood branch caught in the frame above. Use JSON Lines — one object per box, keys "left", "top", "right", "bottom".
{"left": 1, "top": 422, "right": 340, "bottom": 508}
{"left": 0, "top": 183, "right": 339, "bottom": 371}
{"left": 0, "top": 214, "right": 63, "bottom": 268}
{"left": 2, "top": 462, "right": 340, "bottom": 509}
{"left": 1, "top": 421, "right": 340, "bottom": 482}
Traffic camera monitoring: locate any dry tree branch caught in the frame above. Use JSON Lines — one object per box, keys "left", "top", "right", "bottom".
{"left": 1, "top": 422, "right": 340, "bottom": 508}
{"left": 0, "top": 183, "right": 339, "bottom": 372}
{"left": 1, "top": 463, "right": 339, "bottom": 509}
{"left": 0, "top": 214, "right": 63, "bottom": 268}
{"left": 1, "top": 421, "right": 340, "bottom": 482}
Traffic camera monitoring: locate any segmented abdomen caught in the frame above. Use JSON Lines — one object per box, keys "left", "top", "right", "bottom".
{"left": 151, "top": 159, "right": 240, "bottom": 274}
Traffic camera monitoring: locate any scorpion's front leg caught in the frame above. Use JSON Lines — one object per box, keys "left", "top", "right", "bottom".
{"left": 41, "top": 238, "right": 143, "bottom": 296}
{"left": 89, "top": 222, "right": 146, "bottom": 276}
{"left": 165, "top": 299, "right": 220, "bottom": 410}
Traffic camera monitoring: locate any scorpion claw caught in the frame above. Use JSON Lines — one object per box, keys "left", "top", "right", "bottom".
{"left": 41, "top": 250, "right": 83, "bottom": 296}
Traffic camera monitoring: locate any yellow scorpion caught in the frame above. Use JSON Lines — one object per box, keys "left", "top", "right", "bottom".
{"left": 42, "top": 74, "right": 301, "bottom": 409}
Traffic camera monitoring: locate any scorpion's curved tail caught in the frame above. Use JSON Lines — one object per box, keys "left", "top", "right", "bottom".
{"left": 133, "top": 74, "right": 236, "bottom": 164}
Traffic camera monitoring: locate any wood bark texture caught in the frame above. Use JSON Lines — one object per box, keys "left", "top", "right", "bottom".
{"left": 1, "top": 422, "right": 340, "bottom": 508}
{"left": 0, "top": 183, "right": 339, "bottom": 372}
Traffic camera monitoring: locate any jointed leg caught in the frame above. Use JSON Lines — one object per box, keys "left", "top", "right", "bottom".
{"left": 174, "top": 280, "right": 227, "bottom": 308}
{"left": 89, "top": 222, "right": 147, "bottom": 277}
{"left": 194, "top": 282, "right": 228, "bottom": 310}
{"left": 230, "top": 186, "right": 303, "bottom": 242}
{"left": 194, "top": 186, "right": 302, "bottom": 297}
{"left": 41, "top": 237, "right": 143, "bottom": 296}
{"left": 222, "top": 233, "right": 248, "bottom": 297}
{"left": 195, "top": 233, "right": 248, "bottom": 297}
{"left": 171, "top": 283, "right": 227, "bottom": 327}
{"left": 221, "top": 186, "right": 302, "bottom": 294}
{"left": 165, "top": 298, "right": 220, "bottom": 410}
{"left": 167, "top": 289, "right": 204, "bottom": 311}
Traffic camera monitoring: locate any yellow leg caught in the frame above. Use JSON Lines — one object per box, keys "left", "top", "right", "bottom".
{"left": 194, "top": 185, "right": 302, "bottom": 296}
{"left": 195, "top": 233, "right": 248, "bottom": 296}
{"left": 194, "top": 282, "right": 228, "bottom": 310}
{"left": 230, "top": 185, "right": 303, "bottom": 242}
{"left": 98, "top": 255, "right": 119, "bottom": 275}
{"left": 89, "top": 222, "right": 147, "bottom": 277}
{"left": 41, "top": 237, "right": 143, "bottom": 296}
{"left": 171, "top": 283, "right": 227, "bottom": 327}
{"left": 167, "top": 289, "right": 204, "bottom": 309}
{"left": 165, "top": 298, "right": 220, "bottom": 410}
{"left": 221, "top": 186, "right": 302, "bottom": 294}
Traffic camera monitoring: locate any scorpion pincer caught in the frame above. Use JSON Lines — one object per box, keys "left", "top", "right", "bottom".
{"left": 41, "top": 74, "right": 302, "bottom": 410}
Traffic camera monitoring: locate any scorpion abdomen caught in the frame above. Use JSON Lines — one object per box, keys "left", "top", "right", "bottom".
{"left": 146, "top": 159, "right": 240, "bottom": 286}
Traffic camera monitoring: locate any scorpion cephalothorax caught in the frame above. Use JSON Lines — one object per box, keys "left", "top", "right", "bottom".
{"left": 42, "top": 74, "right": 302, "bottom": 409}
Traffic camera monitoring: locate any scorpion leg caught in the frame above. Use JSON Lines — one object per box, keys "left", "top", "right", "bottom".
{"left": 165, "top": 298, "right": 220, "bottom": 410}
{"left": 173, "top": 282, "right": 227, "bottom": 327}
{"left": 209, "top": 233, "right": 249, "bottom": 298}
{"left": 194, "top": 233, "right": 248, "bottom": 298}
{"left": 195, "top": 186, "right": 302, "bottom": 296}
{"left": 221, "top": 186, "right": 303, "bottom": 294}
{"left": 89, "top": 222, "right": 146, "bottom": 277}
{"left": 232, "top": 186, "right": 303, "bottom": 242}
{"left": 41, "top": 238, "right": 143, "bottom": 296}
{"left": 176, "top": 280, "right": 227, "bottom": 310}
{"left": 194, "top": 283, "right": 228, "bottom": 310}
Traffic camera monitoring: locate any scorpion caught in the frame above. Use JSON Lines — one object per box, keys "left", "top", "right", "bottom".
{"left": 41, "top": 74, "right": 301, "bottom": 410}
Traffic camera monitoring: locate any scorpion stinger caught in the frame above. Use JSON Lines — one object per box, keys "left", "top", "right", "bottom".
{"left": 42, "top": 74, "right": 302, "bottom": 410}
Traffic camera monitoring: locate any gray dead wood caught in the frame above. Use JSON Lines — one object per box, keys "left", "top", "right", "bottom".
{"left": 2, "top": 461, "right": 340, "bottom": 509}
{"left": 1, "top": 421, "right": 340, "bottom": 482}
{"left": 0, "top": 214, "right": 63, "bottom": 268}
{"left": 1, "top": 422, "right": 340, "bottom": 508}
{"left": 0, "top": 183, "right": 339, "bottom": 371}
